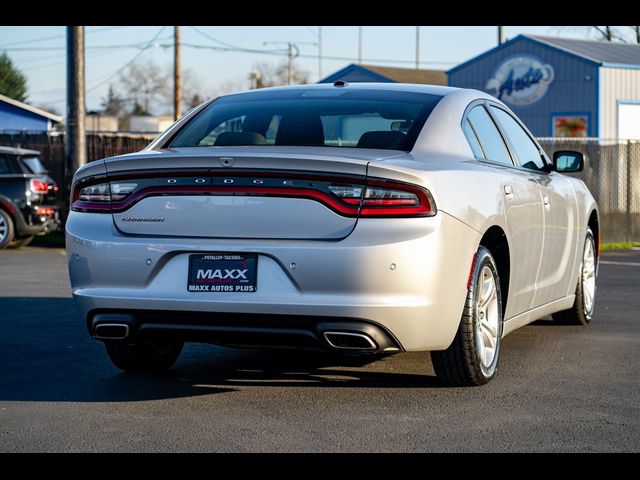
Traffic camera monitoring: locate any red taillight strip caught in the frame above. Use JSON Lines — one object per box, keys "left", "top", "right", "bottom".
{"left": 107, "top": 185, "right": 360, "bottom": 217}
{"left": 71, "top": 171, "right": 436, "bottom": 218}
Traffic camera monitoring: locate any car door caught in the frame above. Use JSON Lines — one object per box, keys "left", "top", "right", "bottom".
{"left": 465, "top": 105, "right": 544, "bottom": 319}
{"left": 489, "top": 106, "right": 578, "bottom": 307}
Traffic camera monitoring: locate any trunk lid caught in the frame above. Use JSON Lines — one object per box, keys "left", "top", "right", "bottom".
{"left": 106, "top": 147, "right": 401, "bottom": 240}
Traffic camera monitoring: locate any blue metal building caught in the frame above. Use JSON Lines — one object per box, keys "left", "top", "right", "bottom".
{"left": 448, "top": 35, "right": 640, "bottom": 139}
{"left": 0, "top": 93, "right": 62, "bottom": 132}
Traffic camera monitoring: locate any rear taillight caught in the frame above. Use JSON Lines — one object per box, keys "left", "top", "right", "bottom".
{"left": 72, "top": 181, "right": 137, "bottom": 212}
{"left": 30, "top": 179, "right": 49, "bottom": 194}
{"left": 53, "top": 184, "right": 59, "bottom": 193}
{"left": 329, "top": 181, "right": 434, "bottom": 217}
{"left": 36, "top": 207, "right": 55, "bottom": 216}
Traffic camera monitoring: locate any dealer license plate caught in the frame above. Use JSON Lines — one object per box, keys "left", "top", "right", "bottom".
{"left": 188, "top": 254, "right": 257, "bottom": 293}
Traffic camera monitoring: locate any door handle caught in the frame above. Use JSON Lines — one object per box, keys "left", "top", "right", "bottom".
{"left": 504, "top": 185, "right": 513, "bottom": 196}
{"left": 543, "top": 196, "right": 550, "bottom": 210}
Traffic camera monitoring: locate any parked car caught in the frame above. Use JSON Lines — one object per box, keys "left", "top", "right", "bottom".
{"left": 66, "top": 83, "right": 599, "bottom": 386}
{"left": 0, "top": 146, "right": 60, "bottom": 249}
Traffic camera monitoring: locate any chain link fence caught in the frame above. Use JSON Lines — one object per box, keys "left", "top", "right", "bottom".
{"left": 1, "top": 131, "right": 638, "bottom": 243}
{"left": 538, "top": 138, "right": 640, "bottom": 244}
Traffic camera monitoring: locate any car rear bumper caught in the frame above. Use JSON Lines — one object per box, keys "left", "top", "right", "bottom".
{"left": 66, "top": 211, "right": 481, "bottom": 351}
{"left": 15, "top": 205, "right": 60, "bottom": 237}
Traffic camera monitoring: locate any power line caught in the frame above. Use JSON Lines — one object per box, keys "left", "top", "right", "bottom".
{"left": 85, "top": 27, "right": 167, "bottom": 94}
{"left": 0, "top": 26, "right": 125, "bottom": 48}
{"left": 178, "top": 42, "right": 455, "bottom": 66}
{"left": 1, "top": 38, "right": 173, "bottom": 52}
{"left": 189, "top": 26, "right": 259, "bottom": 52}
{"left": 41, "top": 27, "right": 168, "bottom": 106}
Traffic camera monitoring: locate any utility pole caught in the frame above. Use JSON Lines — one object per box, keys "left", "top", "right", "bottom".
{"left": 498, "top": 26, "right": 504, "bottom": 45}
{"left": 318, "top": 26, "right": 323, "bottom": 80}
{"left": 174, "top": 26, "right": 181, "bottom": 121}
{"left": 287, "top": 42, "right": 293, "bottom": 85}
{"left": 66, "top": 26, "right": 86, "bottom": 179}
{"left": 358, "top": 26, "right": 363, "bottom": 64}
{"left": 415, "top": 26, "right": 420, "bottom": 69}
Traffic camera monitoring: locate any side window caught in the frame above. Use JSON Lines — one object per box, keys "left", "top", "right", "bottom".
{"left": 491, "top": 107, "right": 546, "bottom": 172}
{"left": 0, "top": 155, "right": 13, "bottom": 174}
{"left": 467, "top": 106, "right": 513, "bottom": 166}
{"left": 462, "top": 119, "right": 484, "bottom": 159}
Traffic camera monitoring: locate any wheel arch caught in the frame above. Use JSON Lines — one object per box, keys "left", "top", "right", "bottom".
{"left": 479, "top": 225, "right": 510, "bottom": 317}
{"left": 587, "top": 209, "right": 599, "bottom": 257}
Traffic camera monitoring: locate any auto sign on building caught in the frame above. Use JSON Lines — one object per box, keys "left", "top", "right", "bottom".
{"left": 448, "top": 35, "right": 640, "bottom": 139}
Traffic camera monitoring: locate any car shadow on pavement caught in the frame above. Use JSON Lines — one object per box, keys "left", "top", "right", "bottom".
{"left": 0, "top": 297, "right": 443, "bottom": 403}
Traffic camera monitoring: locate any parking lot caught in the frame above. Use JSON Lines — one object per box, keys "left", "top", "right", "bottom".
{"left": 0, "top": 246, "right": 638, "bottom": 452}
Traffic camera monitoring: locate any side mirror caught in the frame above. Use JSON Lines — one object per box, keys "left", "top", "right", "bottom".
{"left": 553, "top": 150, "right": 584, "bottom": 173}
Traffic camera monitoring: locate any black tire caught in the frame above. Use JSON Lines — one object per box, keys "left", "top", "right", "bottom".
{"left": 552, "top": 228, "right": 596, "bottom": 326}
{"left": 8, "top": 235, "right": 34, "bottom": 249}
{"left": 431, "top": 246, "right": 504, "bottom": 386}
{"left": 0, "top": 209, "right": 15, "bottom": 250}
{"left": 105, "top": 340, "right": 184, "bottom": 373}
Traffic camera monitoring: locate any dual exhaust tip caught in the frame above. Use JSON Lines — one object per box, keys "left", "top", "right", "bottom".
{"left": 94, "top": 323, "right": 129, "bottom": 340}
{"left": 323, "top": 331, "right": 377, "bottom": 351}
{"left": 94, "top": 324, "right": 378, "bottom": 352}
{"left": 91, "top": 313, "right": 397, "bottom": 354}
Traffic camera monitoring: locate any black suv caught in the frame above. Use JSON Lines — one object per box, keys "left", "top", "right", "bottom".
{"left": 0, "top": 146, "right": 60, "bottom": 249}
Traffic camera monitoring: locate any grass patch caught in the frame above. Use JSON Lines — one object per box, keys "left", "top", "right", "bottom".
{"left": 600, "top": 242, "right": 640, "bottom": 251}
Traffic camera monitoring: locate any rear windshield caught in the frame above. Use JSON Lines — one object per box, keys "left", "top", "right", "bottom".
{"left": 170, "top": 89, "right": 443, "bottom": 151}
{"left": 21, "top": 156, "right": 47, "bottom": 174}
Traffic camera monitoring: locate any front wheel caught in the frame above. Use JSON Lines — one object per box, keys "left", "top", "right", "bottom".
{"left": 431, "top": 246, "right": 503, "bottom": 386}
{"left": 105, "top": 340, "right": 184, "bottom": 372}
{"left": 552, "top": 228, "right": 597, "bottom": 325}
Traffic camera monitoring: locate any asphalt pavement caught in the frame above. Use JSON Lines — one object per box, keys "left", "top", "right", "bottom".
{"left": 0, "top": 246, "right": 638, "bottom": 452}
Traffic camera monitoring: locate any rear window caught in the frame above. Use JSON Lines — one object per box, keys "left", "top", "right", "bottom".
{"left": 0, "top": 155, "right": 12, "bottom": 174}
{"left": 21, "top": 156, "right": 47, "bottom": 174}
{"left": 170, "top": 89, "right": 443, "bottom": 151}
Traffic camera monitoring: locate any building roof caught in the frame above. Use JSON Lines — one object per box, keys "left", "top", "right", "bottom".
{"left": 319, "top": 63, "right": 447, "bottom": 85}
{"left": 529, "top": 35, "right": 640, "bottom": 66}
{"left": 0, "top": 94, "right": 63, "bottom": 123}
{"left": 357, "top": 64, "right": 447, "bottom": 84}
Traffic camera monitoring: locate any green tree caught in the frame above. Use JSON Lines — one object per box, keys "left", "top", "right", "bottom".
{"left": 0, "top": 52, "right": 28, "bottom": 102}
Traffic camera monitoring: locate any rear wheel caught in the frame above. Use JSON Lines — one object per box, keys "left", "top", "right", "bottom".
{"left": 105, "top": 340, "right": 184, "bottom": 372}
{"left": 552, "top": 228, "right": 596, "bottom": 325}
{"left": 431, "top": 246, "right": 503, "bottom": 386}
{"left": 0, "top": 209, "right": 15, "bottom": 250}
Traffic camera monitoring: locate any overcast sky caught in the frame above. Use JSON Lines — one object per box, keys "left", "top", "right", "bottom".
{"left": 0, "top": 26, "right": 607, "bottom": 114}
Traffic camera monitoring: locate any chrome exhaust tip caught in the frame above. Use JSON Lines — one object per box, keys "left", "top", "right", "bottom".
{"left": 94, "top": 323, "right": 130, "bottom": 341}
{"left": 323, "top": 331, "right": 377, "bottom": 351}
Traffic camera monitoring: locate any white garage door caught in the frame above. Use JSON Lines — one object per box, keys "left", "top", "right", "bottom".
{"left": 618, "top": 103, "right": 640, "bottom": 140}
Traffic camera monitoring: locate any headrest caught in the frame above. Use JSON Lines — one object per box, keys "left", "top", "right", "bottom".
{"left": 214, "top": 131, "right": 268, "bottom": 146}
{"left": 356, "top": 131, "right": 407, "bottom": 149}
{"left": 275, "top": 115, "right": 325, "bottom": 146}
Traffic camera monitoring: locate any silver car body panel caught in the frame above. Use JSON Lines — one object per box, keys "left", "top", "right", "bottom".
{"left": 67, "top": 83, "right": 599, "bottom": 352}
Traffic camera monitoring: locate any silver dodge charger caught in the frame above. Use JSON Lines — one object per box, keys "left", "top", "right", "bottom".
{"left": 66, "top": 83, "right": 599, "bottom": 386}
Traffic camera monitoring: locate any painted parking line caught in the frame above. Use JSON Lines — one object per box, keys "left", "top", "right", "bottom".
{"left": 600, "top": 260, "right": 640, "bottom": 267}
